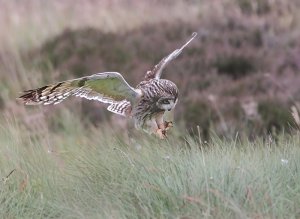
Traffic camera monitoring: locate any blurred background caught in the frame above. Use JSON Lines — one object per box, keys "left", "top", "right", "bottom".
{"left": 1, "top": 0, "right": 300, "bottom": 140}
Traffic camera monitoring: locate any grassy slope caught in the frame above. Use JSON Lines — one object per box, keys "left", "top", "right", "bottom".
{"left": 0, "top": 115, "right": 300, "bottom": 218}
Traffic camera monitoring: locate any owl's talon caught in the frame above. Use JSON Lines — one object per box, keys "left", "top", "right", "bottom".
{"left": 164, "top": 121, "right": 173, "bottom": 130}
{"left": 156, "top": 128, "right": 167, "bottom": 139}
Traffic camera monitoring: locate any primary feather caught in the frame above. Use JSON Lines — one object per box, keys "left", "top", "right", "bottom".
{"left": 145, "top": 32, "right": 197, "bottom": 80}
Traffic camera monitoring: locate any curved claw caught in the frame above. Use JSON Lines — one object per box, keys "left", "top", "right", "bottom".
{"left": 164, "top": 121, "right": 173, "bottom": 131}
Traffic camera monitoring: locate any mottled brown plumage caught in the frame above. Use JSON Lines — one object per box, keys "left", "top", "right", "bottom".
{"left": 18, "top": 33, "right": 197, "bottom": 139}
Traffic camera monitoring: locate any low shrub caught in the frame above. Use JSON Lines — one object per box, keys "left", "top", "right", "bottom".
{"left": 213, "top": 55, "right": 256, "bottom": 80}
{"left": 258, "top": 99, "right": 295, "bottom": 135}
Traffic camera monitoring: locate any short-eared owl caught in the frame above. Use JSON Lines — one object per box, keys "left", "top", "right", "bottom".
{"left": 19, "top": 33, "right": 197, "bottom": 139}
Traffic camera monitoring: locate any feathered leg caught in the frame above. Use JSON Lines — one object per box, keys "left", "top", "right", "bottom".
{"left": 155, "top": 113, "right": 168, "bottom": 139}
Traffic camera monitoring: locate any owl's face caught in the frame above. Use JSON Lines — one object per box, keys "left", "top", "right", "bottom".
{"left": 156, "top": 96, "right": 178, "bottom": 111}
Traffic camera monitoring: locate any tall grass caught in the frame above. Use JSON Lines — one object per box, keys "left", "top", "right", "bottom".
{"left": 1, "top": 114, "right": 300, "bottom": 218}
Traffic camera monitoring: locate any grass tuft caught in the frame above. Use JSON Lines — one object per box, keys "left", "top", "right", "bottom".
{"left": 0, "top": 116, "right": 300, "bottom": 218}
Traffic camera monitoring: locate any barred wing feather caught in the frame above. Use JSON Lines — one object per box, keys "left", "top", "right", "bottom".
{"left": 107, "top": 100, "right": 131, "bottom": 116}
{"left": 19, "top": 72, "right": 141, "bottom": 107}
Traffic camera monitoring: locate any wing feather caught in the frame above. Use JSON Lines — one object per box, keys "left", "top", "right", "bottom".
{"left": 145, "top": 32, "right": 197, "bottom": 80}
{"left": 18, "top": 72, "right": 141, "bottom": 106}
{"left": 107, "top": 100, "right": 131, "bottom": 116}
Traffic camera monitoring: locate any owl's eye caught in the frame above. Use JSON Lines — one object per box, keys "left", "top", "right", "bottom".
{"left": 162, "top": 100, "right": 170, "bottom": 104}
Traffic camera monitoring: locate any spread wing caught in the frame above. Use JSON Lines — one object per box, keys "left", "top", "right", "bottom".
{"left": 145, "top": 32, "right": 197, "bottom": 80}
{"left": 18, "top": 72, "right": 142, "bottom": 107}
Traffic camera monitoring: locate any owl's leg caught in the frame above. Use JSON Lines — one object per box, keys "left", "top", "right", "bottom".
{"left": 156, "top": 128, "right": 167, "bottom": 140}
{"left": 155, "top": 113, "right": 168, "bottom": 139}
{"left": 142, "top": 118, "right": 166, "bottom": 139}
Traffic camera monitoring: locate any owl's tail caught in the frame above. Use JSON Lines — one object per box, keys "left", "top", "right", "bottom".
{"left": 18, "top": 81, "right": 74, "bottom": 105}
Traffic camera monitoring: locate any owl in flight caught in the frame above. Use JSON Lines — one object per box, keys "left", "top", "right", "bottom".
{"left": 19, "top": 33, "right": 197, "bottom": 139}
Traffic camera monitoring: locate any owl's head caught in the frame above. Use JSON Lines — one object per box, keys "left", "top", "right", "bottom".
{"left": 150, "top": 79, "right": 179, "bottom": 111}
{"left": 156, "top": 97, "right": 178, "bottom": 111}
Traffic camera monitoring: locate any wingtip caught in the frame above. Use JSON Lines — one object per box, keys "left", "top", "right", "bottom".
{"left": 180, "top": 32, "right": 198, "bottom": 49}
{"left": 16, "top": 97, "right": 31, "bottom": 105}
{"left": 189, "top": 32, "right": 198, "bottom": 42}
{"left": 17, "top": 90, "right": 40, "bottom": 105}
